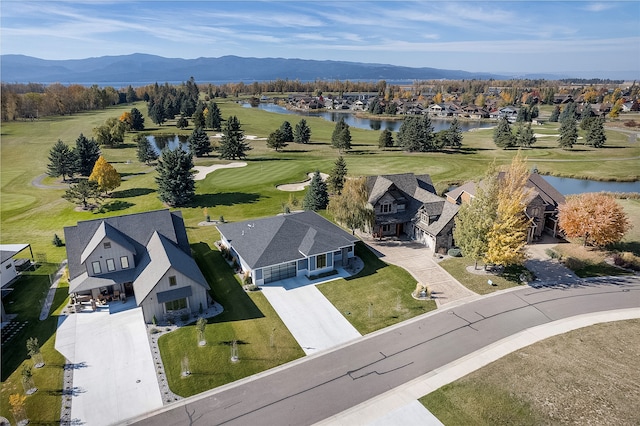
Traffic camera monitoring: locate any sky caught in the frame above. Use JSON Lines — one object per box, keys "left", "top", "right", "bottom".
{"left": 1, "top": 1, "right": 639, "bottom": 77}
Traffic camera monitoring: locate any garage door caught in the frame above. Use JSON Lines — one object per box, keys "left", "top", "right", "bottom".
{"left": 263, "top": 261, "right": 297, "bottom": 283}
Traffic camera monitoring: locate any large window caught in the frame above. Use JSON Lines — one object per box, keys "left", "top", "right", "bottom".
{"left": 106, "top": 258, "right": 115, "bottom": 272}
{"left": 120, "top": 256, "right": 129, "bottom": 269}
{"left": 316, "top": 253, "right": 327, "bottom": 269}
{"left": 92, "top": 261, "right": 101, "bottom": 274}
{"left": 165, "top": 298, "right": 187, "bottom": 312}
{"left": 380, "top": 203, "right": 392, "bottom": 213}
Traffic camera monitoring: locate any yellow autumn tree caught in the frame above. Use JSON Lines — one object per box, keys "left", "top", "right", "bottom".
{"left": 484, "top": 152, "right": 532, "bottom": 266}
{"left": 558, "top": 193, "right": 631, "bottom": 247}
{"left": 89, "top": 155, "right": 121, "bottom": 195}
{"left": 433, "top": 92, "right": 443, "bottom": 103}
{"left": 119, "top": 111, "right": 133, "bottom": 130}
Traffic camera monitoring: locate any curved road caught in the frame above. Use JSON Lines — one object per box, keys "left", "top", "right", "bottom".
{"left": 129, "top": 276, "right": 640, "bottom": 426}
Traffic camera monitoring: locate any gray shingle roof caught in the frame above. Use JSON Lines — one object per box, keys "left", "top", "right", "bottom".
{"left": 64, "top": 209, "right": 189, "bottom": 282}
{"left": 217, "top": 211, "right": 358, "bottom": 269}
{"left": 80, "top": 221, "right": 136, "bottom": 264}
{"left": 133, "top": 231, "right": 209, "bottom": 306}
{"left": 419, "top": 201, "right": 459, "bottom": 236}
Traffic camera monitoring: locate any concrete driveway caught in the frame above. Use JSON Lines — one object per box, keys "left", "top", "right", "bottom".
{"left": 362, "top": 237, "right": 476, "bottom": 306}
{"left": 525, "top": 236, "right": 581, "bottom": 286}
{"left": 55, "top": 302, "right": 163, "bottom": 426}
{"left": 260, "top": 270, "right": 361, "bottom": 355}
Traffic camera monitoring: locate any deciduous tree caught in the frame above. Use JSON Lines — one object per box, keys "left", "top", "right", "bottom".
{"left": 453, "top": 165, "right": 499, "bottom": 269}
{"left": 63, "top": 179, "right": 102, "bottom": 209}
{"left": 558, "top": 193, "right": 631, "bottom": 247}
{"left": 47, "top": 139, "right": 77, "bottom": 181}
{"left": 266, "top": 129, "right": 287, "bottom": 151}
{"left": 303, "top": 171, "right": 328, "bottom": 211}
{"left": 328, "top": 176, "right": 375, "bottom": 234}
{"left": 93, "top": 117, "right": 125, "bottom": 147}
{"left": 219, "top": 116, "right": 251, "bottom": 159}
{"left": 155, "top": 147, "right": 195, "bottom": 206}
{"left": 89, "top": 155, "right": 121, "bottom": 194}
{"left": 484, "top": 153, "right": 531, "bottom": 267}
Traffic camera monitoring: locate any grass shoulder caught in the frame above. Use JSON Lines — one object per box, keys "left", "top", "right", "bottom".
{"left": 438, "top": 257, "right": 524, "bottom": 295}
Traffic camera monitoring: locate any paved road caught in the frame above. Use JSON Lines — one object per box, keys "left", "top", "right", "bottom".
{"left": 129, "top": 276, "right": 640, "bottom": 426}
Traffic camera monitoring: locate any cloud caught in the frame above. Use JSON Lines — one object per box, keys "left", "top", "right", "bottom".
{"left": 584, "top": 3, "right": 615, "bottom": 12}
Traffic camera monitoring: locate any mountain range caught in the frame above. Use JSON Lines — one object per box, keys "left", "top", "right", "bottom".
{"left": 2, "top": 53, "right": 513, "bottom": 85}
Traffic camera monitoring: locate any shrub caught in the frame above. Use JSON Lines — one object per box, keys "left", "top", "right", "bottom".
{"left": 447, "top": 248, "right": 462, "bottom": 257}
{"left": 180, "top": 313, "right": 190, "bottom": 322}
{"left": 52, "top": 233, "right": 64, "bottom": 247}
{"left": 545, "top": 248, "right": 561, "bottom": 260}
{"left": 150, "top": 327, "right": 160, "bottom": 334}
{"left": 152, "top": 315, "right": 157, "bottom": 325}
{"left": 612, "top": 252, "right": 640, "bottom": 271}
{"left": 562, "top": 256, "right": 585, "bottom": 271}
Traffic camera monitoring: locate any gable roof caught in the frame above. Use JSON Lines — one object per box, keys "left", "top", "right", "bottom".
{"left": 444, "top": 172, "right": 565, "bottom": 211}
{"left": 80, "top": 221, "right": 136, "bottom": 264}
{"left": 419, "top": 201, "right": 460, "bottom": 236}
{"left": 64, "top": 209, "right": 189, "bottom": 281}
{"left": 133, "top": 232, "right": 209, "bottom": 306}
{"left": 217, "top": 211, "right": 358, "bottom": 269}
{"left": 366, "top": 173, "right": 437, "bottom": 207}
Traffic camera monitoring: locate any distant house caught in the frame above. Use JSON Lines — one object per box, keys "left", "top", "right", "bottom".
{"left": 0, "top": 244, "right": 33, "bottom": 287}
{"left": 366, "top": 173, "right": 459, "bottom": 253}
{"left": 217, "top": 211, "right": 358, "bottom": 286}
{"left": 64, "top": 210, "right": 211, "bottom": 323}
{"left": 445, "top": 172, "right": 566, "bottom": 242}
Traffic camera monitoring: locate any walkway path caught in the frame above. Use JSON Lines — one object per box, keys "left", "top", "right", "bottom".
{"left": 524, "top": 236, "right": 581, "bottom": 286}
{"left": 362, "top": 236, "right": 476, "bottom": 307}
{"left": 39, "top": 260, "right": 67, "bottom": 321}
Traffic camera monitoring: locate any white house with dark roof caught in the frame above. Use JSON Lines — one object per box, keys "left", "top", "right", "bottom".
{"left": 1, "top": 244, "right": 32, "bottom": 287}
{"left": 366, "top": 173, "right": 459, "bottom": 253}
{"left": 216, "top": 211, "right": 358, "bottom": 286}
{"left": 64, "top": 210, "right": 210, "bottom": 323}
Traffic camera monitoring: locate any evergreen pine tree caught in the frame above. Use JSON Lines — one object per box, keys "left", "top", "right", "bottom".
{"left": 219, "top": 116, "right": 251, "bottom": 159}
{"left": 444, "top": 118, "right": 463, "bottom": 148}
{"left": 378, "top": 128, "right": 394, "bottom": 148}
{"left": 293, "top": 119, "right": 311, "bottom": 143}
{"left": 187, "top": 127, "right": 212, "bottom": 157}
{"left": 585, "top": 117, "right": 606, "bottom": 148}
{"left": 515, "top": 123, "right": 536, "bottom": 148}
{"left": 549, "top": 105, "right": 560, "bottom": 122}
{"left": 580, "top": 104, "right": 595, "bottom": 130}
{"left": 135, "top": 134, "right": 158, "bottom": 165}
{"left": 176, "top": 116, "right": 189, "bottom": 129}
{"left": 397, "top": 116, "right": 422, "bottom": 151}
{"left": 279, "top": 121, "right": 294, "bottom": 142}
{"left": 493, "top": 117, "right": 515, "bottom": 149}
{"left": 303, "top": 171, "right": 328, "bottom": 211}
{"left": 205, "top": 102, "right": 222, "bottom": 130}
{"left": 63, "top": 179, "right": 102, "bottom": 209}
{"left": 327, "top": 156, "right": 348, "bottom": 195}
{"left": 74, "top": 133, "right": 101, "bottom": 176}
{"left": 47, "top": 139, "right": 77, "bottom": 181}
{"left": 155, "top": 147, "right": 195, "bottom": 206}
{"left": 418, "top": 115, "right": 436, "bottom": 151}
{"left": 192, "top": 103, "right": 206, "bottom": 128}
{"left": 558, "top": 116, "right": 578, "bottom": 149}
{"left": 558, "top": 102, "right": 577, "bottom": 123}
{"left": 129, "top": 107, "right": 145, "bottom": 131}
{"left": 331, "top": 117, "right": 352, "bottom": 152}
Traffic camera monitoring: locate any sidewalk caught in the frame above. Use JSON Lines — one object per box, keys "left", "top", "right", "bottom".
{"left": 39, "top": 260, "right": 67, "bottom": 320}
{"left": 316, "top": 308, "right": 640, "bottom": 426}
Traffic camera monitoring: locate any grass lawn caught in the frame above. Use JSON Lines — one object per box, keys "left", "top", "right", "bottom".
{"left": 0, "top": 264, "right": 69, "bottom": 423}
{"left": 438, "top": 257, "right": 525, "bottom": 295}
{"left": 157, "top": 243, "right": 305, "bottom": 397}
{"left": 420, "top": 319, "right": 640, "bottom": 425}
{"left": 317, "top": 243, "right": 437, "bottom": 334}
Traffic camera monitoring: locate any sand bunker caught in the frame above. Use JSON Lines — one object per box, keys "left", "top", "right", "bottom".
{"left": 193, "top": 162, "right": 247, "bottom": 181}
{"left": 277, "top": 172, "right": 329, "bottom": 191}
{"left": 211, "top": 133, "right": 266, "bottom": 141}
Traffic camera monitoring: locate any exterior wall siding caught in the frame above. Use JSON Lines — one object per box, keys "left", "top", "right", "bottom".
{"left": 84, "top": 237, "right": 135, "bottom": 277}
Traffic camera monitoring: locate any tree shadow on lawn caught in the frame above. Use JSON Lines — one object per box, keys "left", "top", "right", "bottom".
{"left": 111, "top": 187, "right": 155, "bottom": 198}
{"left": 189, "top": 192, "right": 262, "bottom": 208}
{"left": 99, "top": 200, "right": 134, "bottom": 212}
{"left": 344, "top": 242, "right": 387, "bottom": 281}
{"left": 192, "top": 243, "right": 264, "bottom": 322}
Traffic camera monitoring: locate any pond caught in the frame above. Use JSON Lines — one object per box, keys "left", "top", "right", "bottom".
{"left": 541, "top": 175, "right": 640, "bottom": 195}
{"left": 242, "top": 102, "right": 494, "bottom": 133}
{"left": 147, "top": 134, "right": 189, "bottom": 155}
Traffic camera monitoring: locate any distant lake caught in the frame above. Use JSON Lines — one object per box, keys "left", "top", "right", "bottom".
{"left": 541, "top": 175, "right": 640, "bottom": 195}
{"left": 242, "top": 102, "right": 493, "bottom": 133}
{"left": 147, "top": 134, "right": 189, "bottom": 155}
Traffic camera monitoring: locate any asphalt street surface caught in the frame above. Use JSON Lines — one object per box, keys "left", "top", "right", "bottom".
{"left": 130, "top": 276, "right": 640, "bottom": 426}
